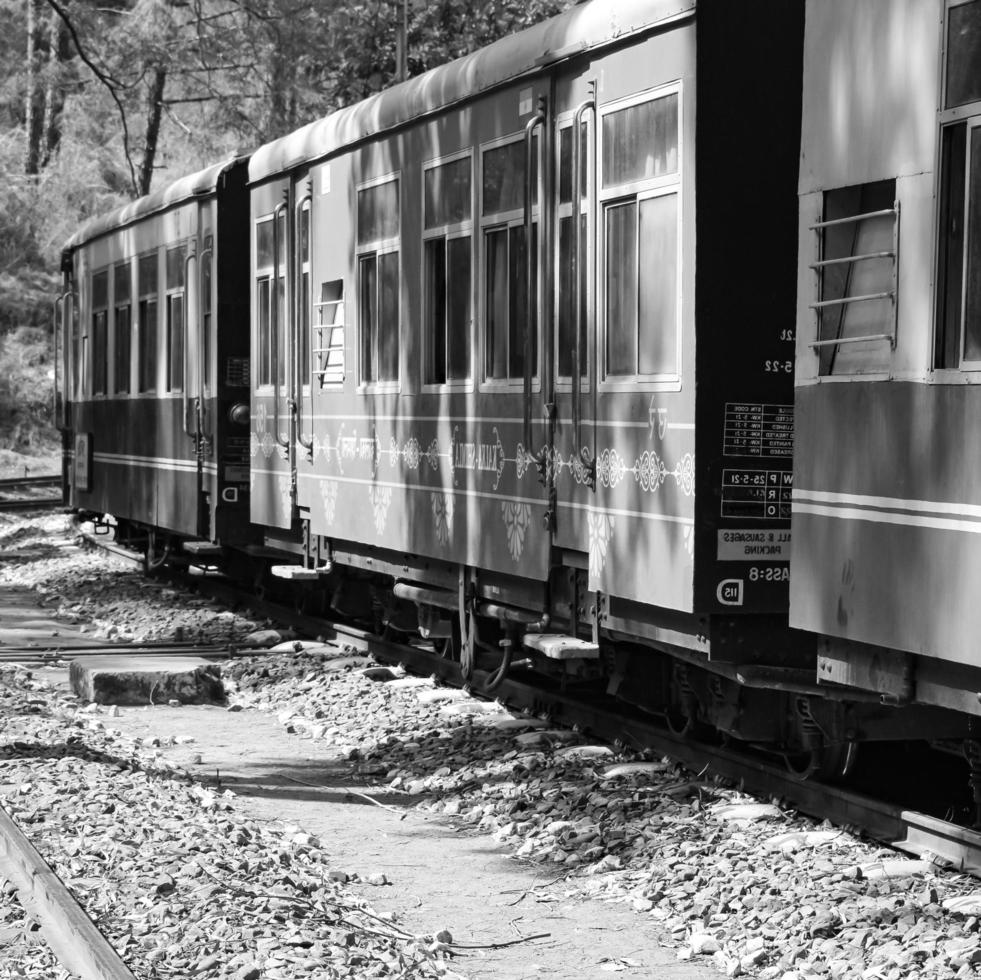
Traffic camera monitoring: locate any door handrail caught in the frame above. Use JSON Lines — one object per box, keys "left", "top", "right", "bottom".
{"left": 296, "top": 189, "right": 314, "bottom": 456}
{"left": 53, "top": 290, "right": 70, "bottom": 430}
{"left": 571, "top": 86, "right": 596, "bottom": 489}
{"left": 523, "top": 98, "right": 546, "bottom": 456}
{"left": 271, "top": 199, "right": 290, "bottom": 451}
{"left": 182, "top": 248, "right": 197, "bottom": 439}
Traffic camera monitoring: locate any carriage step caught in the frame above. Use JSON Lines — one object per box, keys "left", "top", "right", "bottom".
{"left": 271, "top": 565, "right": 324, "bottom": 581}
{"left": 182, "top": 541, "right": 223, "bottom": 556}
{"left": 522, "top": 633, "right": 600, "bottom": 660}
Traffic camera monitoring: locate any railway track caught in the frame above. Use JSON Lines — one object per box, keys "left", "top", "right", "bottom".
{"left": 0, "top": 801, "right": 136, "bottom": 980}
{"left": 0, "top": 474, "right": 63, "bottom": 512}
{"left": 72, "top": 529, "right": 981, "bottom": 874}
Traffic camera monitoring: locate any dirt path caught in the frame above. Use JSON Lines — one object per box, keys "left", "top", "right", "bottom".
{"left": 46, "top": 689, "right": 718, "bottom": 980}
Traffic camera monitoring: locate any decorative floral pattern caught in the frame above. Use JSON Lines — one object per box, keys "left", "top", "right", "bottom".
{"left": 431, "top": 492, "right": 454, "bottom": 547}
{"left": 368, "top": 485, "right": 393, "bottom": 535}
{"left": 403, "top": 437, "right": 421, "bottom": 470}
{"left": 587, "top": 512, "right": 615, "bottom": 578}
{"left": 320, "top": 479, "right": 338, "bottom": 526}
{"left": 502, "top": 501, "right": 532, "bottom": 562}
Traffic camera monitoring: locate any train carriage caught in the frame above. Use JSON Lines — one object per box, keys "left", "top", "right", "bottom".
{"left": 57, "top": 158, "right": 254, "bottom": 557}
{"left": 245, "top": 0, "right": 822, "bottom": 724}
{"left": 790, "top": 0, "right": 981, "bottom": 732}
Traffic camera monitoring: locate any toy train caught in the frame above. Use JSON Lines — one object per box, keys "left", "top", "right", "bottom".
{"left": 55, "top": 0, "right": 981, "bottom": 802}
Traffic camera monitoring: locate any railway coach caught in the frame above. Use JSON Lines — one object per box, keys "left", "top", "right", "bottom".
{"left": 242, "top": 0, "right": 970, "bottom": 777}
{"left": 56, "top": 158, "right": 255, "bottom": 562}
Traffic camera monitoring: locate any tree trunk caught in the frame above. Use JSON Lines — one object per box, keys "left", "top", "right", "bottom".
{"left": 24, "top": 0, "right": 38, "bottom": 174}
{"left": 138, "top": 66, "right": 167, "bottom": 197}
{"left": 40, "top": 6, "right": 68, "bottom": 168}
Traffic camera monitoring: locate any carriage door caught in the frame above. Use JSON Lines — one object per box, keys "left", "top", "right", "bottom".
{"left": 549, "top": 79, "right": 597, "bottom": 624}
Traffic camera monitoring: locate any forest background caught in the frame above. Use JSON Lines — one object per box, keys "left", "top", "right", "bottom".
{"left": 0, "top": 0, "right": 571, "bottom": 473}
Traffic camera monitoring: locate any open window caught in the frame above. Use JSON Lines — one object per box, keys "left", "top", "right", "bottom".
{"left": 481, "top": 135, "right": 538, "bottom": 384}
{"left": 424, "top": 153, "right": 472, "bottom": 385}
{"left": 165, "top": 245, "right": 185, "bottom": 393}
{"left": 113, "top": 261, "right": 131, "bottom": 395}
{"left": 557, "top": 119, "right": 589, "bottom": 381}
{"left": 255, "top": 212, "right": 286, "bottom": 388}
{"left": 91, "top": 270, "right": 108, "bottom": 396}
{"left": 357, "top": 176, "right": 400, "bottom": 385}
{"left": 137, "top": 252, "right": 158, "bottom": 393}
{"left": 936, "top": 0, "right": 981, "bottom": 370}
{"left": 599, "top": 89, "right": 680, "bottom": 384}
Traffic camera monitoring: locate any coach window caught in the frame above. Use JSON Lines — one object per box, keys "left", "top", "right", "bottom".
{"left": 357, "top": 176, "right": 400, "bottom": 385}
{"left": 255, "top": 213, "right": 286, "bottom": 388}
{"left": 937, "top": 0, "right": 981, "bottom": 370}
{"left": 600, "top": 88, "right": 680, "bottom": 384}
{"left": 557, "top": 120, "right": 589, "bottom": 380}
{"left": 91, "top": 270, "right": 108, "bottom": 397}
{"left": 137, "top": 252, "right": 158, "bottom": 393}
{"left": 113, "top": 262, "right": 131, "bottom": 395}
{"left": 816, "top": 180, "right": 896, "bottom": 376}
{"left": 424, "top": 154, "right": 472, "bottom": 385}
{"left": 165, "top": 245, "right": 185, "bottom": 393}
{"left": 481, "top": 135, "right": 538, "bottom": 383}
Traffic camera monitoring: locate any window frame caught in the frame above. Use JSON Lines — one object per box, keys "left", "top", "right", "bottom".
{"left": 90, "top": 267, "right": 109, "bottom": 399}
{"left": 597, "top": 83, "right": 683, "bottom": 393}
{"left": 112, "top": 259, "right": 133, "bottom": 397}
{"left": 137, "top": 249, "right": 160, "bottom": 395}
{"left": 478, "top": 130, "right": 541, "bottom": 392}
{"left": 254, "top": 212, "right": 286, "bottom": 391}
{"left": 554, "top": 111, "right": 594, "bottom": 391}
{"left": 298, "top": 199, "right": 312, "bottom": 394}
{"left": 165, "top": 244, "right": 186, "bottom": 394}
{"left": 933, "top": 0, "right": 981, "bottom": 378}
{"left": 421, "top": 148, "right": 474, "bottom": 391}
{"left": 356, "top": 171, "right": 401, "bottom": 392}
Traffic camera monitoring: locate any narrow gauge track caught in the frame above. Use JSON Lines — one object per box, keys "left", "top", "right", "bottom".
{"left": 0, "top": 801, "right": 136, "bottom": 980}
{"left": 0, "top": 474, "right": 63, "bottom": 512}
{"left": 77, "top": 530, "right": 981, "bottom": 876}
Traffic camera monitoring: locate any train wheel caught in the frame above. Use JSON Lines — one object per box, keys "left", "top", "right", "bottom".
{"left": 784, "top": 740, "right": 858, "bottom": 782}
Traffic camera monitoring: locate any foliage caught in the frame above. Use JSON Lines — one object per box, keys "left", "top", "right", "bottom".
{"left": 0, "top": 0, "right": 575, "bottom": 448}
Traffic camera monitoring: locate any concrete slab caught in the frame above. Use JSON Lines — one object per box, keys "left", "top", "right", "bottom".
{"left": 69, "top": 656, "right": 224, "bottom": 706}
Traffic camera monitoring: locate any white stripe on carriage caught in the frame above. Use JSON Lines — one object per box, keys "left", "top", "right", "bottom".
{"left": 271, "top": 470, "right": 694, "bottom": 527}
{"left": 793, "top": 488, "right": 981, "bottom": 521}
{"left": 92, "top": 453, "right": 199, "bottom": 474}
{"left": 794, "top": 503, "right": 981, "bottom": 534}
{"left": 296, "top": 413, "right": 694, "bottom": 431}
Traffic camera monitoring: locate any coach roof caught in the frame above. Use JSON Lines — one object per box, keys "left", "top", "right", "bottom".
{"left": 64, "top": 156, "right": 247, "bottom": 252}
{"left": 248, "top": 0, "right": 694, "bottom": 184}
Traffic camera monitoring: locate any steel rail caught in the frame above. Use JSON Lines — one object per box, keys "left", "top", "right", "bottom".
{"left": 0, "top": 497, "right": 64, "bottom": 511}
{"left": 0, "top": 475, "right": 60, "bottom": 489}
{"left": 0, "top": 801, "right": 137, "bottom": 980}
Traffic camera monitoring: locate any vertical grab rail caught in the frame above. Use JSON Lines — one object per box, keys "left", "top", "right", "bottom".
{"left": 271, "top": 199, "right": 290, "bottom": 452}
{"left": 295, "top": 189, "right": 314, "bottom": 457}
{"left": 182, "top": 248, "right": 197, "bottom": 438}
{"left": 52, "top": 290, "right": 70, "bottom": 430}
{"left": 523, "top": 98, "right": 546, "bottom": 456}
{"left": 198, "top": 244, "right": 212, "bottom": 440}
{"left": 570, "top": 87, "right": 596, "bottom": 487}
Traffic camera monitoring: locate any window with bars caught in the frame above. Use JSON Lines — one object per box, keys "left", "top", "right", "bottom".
{"left": 812, "top": 181, "right": 898, "bottom": 376}
{"left": 424, "top": 155, "right": 472, "bottom": 385}
{"left": 357, "top": 177, "right": 400, "bottom": 385}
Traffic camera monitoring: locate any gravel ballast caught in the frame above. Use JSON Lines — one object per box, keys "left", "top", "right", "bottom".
{"left": 1, "top": 513, "right": 981, "bottom": 979}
